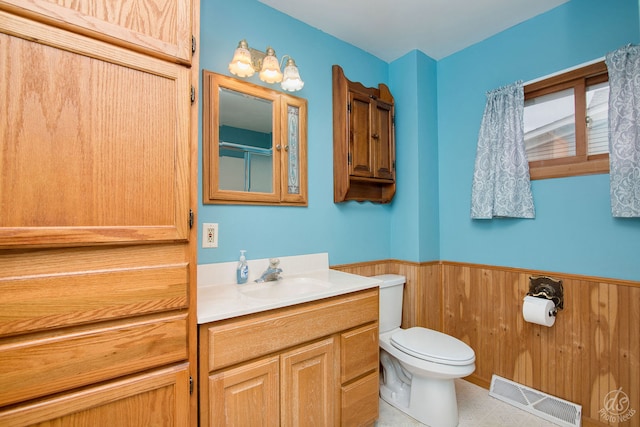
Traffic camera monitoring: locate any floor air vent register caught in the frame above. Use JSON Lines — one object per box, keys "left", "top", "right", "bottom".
{"left": 489, "top": 375, "right": 582, "bottom": 427}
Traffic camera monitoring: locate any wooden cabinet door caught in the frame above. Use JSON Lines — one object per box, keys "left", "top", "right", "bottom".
{"left": 348, "top": 91, "right": 374, "bottom": 178}
{"left": 281, "top": 338, "right": 335, "bottom": 427}
{"left": 348, "top": 92, "right": 395, "bottom": 181}
{"left": 0, "top": 13, "right": 191, "bottom": 248}
{"left": 208, "top": 356, "right": 280, "bottom": 427}
{"left": 0, "top": 0, "right": 193, "bottom": 63}
{"left": 0, "top": 364, "right": 191, "bottom": 427}
{"left": 373, "top": 100, "right": 395, "bottom": 180}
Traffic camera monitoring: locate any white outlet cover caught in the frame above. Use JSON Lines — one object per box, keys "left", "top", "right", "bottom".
{"left": 202, "top": 223, "right": 218, "bottom": 248}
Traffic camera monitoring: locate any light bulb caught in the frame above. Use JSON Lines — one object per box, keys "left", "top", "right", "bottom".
{"left": 259, "top": 47, "right": 283, "bottom": 84}
{"left": 228, "top": 40, "right": 255, "bottom": 78}
{"left": 281, "top": 58, "right": 304, "bottom": 91}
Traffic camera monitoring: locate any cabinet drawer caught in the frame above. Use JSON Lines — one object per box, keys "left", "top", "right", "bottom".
{"left": 0, "top": 363, "right": 190, "bottom": 427}
{"left": 341, "top": 371, "right": 379, "bottom": 427}
{"left": 0, "top": 312, "right": 187, "bottom": 406}
{"left": 341, "top": 323, "right": 379, "bottom": 384}
{"left": 204, "top": 288, "right": 378, "bottom": 371}
{"left": 0, "top": 264, "right": 188, "bottom": 337}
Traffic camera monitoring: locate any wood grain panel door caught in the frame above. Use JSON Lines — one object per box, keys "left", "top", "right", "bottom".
{"left": 208, "top": 356, "right": 280, "bottom": 427}
{"left": 281, "top": 338, "right": 335, "bottom": 427}
{"left": 348, "top": 91, "right": 374, "bottom": 178}
{"left": 0, "top": 13, "right": 191, "bottom": 248}
{"left": 373, "top": 100, "right": 395, "bottom": 180}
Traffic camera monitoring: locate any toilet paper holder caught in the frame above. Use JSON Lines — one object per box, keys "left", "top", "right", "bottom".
{"left": 526, "top": 276, "right": 563, "bottom": 316}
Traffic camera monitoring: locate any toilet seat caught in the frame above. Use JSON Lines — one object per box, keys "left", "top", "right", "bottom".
{"left": 391, "top": 327, "right": 475, "bottom": 366}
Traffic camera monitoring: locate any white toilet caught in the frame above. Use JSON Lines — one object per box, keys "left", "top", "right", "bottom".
{"left": 374, "top": 274, "right": 475, "bottom": 427}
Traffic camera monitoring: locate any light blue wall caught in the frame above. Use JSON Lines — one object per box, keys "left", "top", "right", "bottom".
{"left": 437, "top": 0, "right": 640, "bottom": 281}
{"left": 199, "top": 0, "right": 640, "bottom": 281}
{"left": 389, "top": 51, "right": 440, "bottom": 262}
{"left": 199, "top": 0, "right": 394, "bottom": 266}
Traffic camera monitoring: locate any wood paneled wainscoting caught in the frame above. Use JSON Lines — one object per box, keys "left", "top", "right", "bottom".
{"left": 331, "top": 260, "right": 640, "bottom": 427}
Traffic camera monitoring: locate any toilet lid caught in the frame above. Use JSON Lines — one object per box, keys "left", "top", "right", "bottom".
{"left": 390, "top": 327, "right": 475, "bottom": 366}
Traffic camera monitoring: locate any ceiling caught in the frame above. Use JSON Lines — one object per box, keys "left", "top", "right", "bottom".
{"left": 258, "top": 0, "right": 569, "bottom": 61}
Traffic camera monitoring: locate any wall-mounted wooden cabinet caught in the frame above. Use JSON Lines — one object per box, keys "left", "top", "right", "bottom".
{"left": 202, "top": 71, "right": 308, "bottom": 206}
{"left": 333, "top": 65, "right": 396, "bottom": 203}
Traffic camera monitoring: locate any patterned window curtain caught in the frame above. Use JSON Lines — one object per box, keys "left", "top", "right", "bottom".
{"left": 605, "top": 44, "right": 640, "bottom": 217}
{"left": 471, "top": 81, "right": 535, "bottom": 219}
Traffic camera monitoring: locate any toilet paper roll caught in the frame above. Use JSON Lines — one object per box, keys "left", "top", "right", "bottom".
{"left": 522, "top": 296, "right": 556, "bottom": 327}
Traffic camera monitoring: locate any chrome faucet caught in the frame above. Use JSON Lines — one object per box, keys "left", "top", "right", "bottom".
{"left": 255, "top": 258, "right": 282, "bottom": 283}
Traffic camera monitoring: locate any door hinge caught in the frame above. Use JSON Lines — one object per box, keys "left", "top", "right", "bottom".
{"left": 189, "top": 209, "right": 194, "bottom": 229}
{"left": 192, "top": 35, "right": 197, "bottom": 54}
{"left": 347, "top": 102, "right": 351, "bottom": 113}
{"left": 190, "top": 86, "right": 196, "bottom": 104}
{"left": 393, "top": 160, "right": 396, "bottom": 170}
{"left": 189, "top": 376, "right": 193, "bottom": 395}
{"left": 348, "top": 153, "right": 352, "bottom": 164}
{"left": 392, "top": 115, "right": 395, "bottom": 126}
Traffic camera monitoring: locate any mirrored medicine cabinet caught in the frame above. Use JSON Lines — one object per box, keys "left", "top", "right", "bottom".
{"left": 202, "top": 70, "right": 307, "bottom": 205}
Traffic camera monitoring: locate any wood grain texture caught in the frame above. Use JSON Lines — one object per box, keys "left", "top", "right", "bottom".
{"left": 0, "top": 0, "right": 198, "bottom": 423}
{"left": 208, "top": 356, "right": 280, "bottom": 427}
{"left": 332, "top": 259, "right": 639, "bottom": 427}
{"left": 340, "top": 372, "right": 379, "bottom": 427}
{"left": 332, "top": 65, "right": 396, "bottom": 203}
{"left": 0, "top": 14, "right": 190, "bottom": 247}
{"left": 0, "top": 0, "right": 192, "bottom": 62}
{"left": 199, "top": 289, "right": 380, "bottom": 427}
{"left": 0, "top": 312, "right": 188, "bottom": 406}
{"left": 281, "top": 338, "right": 335, "bottom": 427}
{"left": 203, "top": 289, "right": 378, "bottom": 371}
{"left": 0, "top": 264, "right": 188, "bottom": 336}
{"left": 341, "top": 323, "right": 379, "bottom": 384}
{"left": 0, "top": 363, "right": 190, "bottom": 427}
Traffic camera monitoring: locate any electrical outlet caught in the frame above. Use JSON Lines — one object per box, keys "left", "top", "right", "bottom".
{"left": 202, "top": 223, "right": 218, "bottom": 248}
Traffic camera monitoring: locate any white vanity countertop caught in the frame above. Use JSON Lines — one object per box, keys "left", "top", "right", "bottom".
{"left": 197, "top": 253, "right": 382, "bottom": 324}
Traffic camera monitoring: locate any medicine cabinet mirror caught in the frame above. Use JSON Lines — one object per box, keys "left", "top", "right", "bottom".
{"left": 203, "top": 70, "right": 307, "bottom": 205}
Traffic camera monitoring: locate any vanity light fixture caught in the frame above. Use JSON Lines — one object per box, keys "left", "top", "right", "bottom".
{"left": 228, "top": 39, "right": 304, "bottom": 92}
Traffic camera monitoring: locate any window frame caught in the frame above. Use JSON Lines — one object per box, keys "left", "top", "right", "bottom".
{"left": 524, "top": 61, "right": 609, "bottom": 180}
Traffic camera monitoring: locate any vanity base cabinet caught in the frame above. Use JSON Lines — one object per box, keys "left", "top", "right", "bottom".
{"left": 199, "top": 288, "right": 379, "bottom": 427}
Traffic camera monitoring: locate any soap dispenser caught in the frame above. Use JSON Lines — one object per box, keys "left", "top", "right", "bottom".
{"left": 236, "top": 250, "right": 249, "bottom": 284}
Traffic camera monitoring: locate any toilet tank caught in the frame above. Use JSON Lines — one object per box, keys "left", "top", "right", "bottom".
{"left": 372, "top": 274, "right": 406, "bottom": 333}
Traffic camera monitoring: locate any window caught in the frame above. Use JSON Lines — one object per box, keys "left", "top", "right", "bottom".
{"left": 524, "top": 61, "right": 609, "bottom": 179}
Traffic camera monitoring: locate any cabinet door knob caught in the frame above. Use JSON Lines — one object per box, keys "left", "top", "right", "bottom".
{"left": 372, "top": 133, "right": 380, "bottom": 139}
{"left": 276, "top": 144, "right": 282, "bottom": 151}
{"left": 284, "top": 145, "right": 289, "bottom": 151}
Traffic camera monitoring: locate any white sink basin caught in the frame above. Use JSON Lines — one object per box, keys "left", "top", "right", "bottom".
{"left": 240, "top": 277, "right": 332, "bottom": 300}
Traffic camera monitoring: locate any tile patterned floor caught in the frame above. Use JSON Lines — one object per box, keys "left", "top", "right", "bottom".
{"left": 375, "top": 379, "right": 559, "bottom": 427}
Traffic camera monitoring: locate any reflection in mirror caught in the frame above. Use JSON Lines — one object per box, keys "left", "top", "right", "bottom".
{"left": 218, "top": 88, "right": 273, "bottom": 192}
